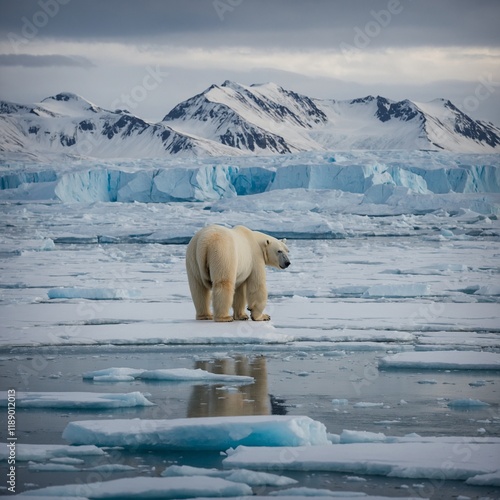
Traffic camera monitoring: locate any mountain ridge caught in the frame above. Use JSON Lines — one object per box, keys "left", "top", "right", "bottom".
{"left": 1, "top": 82, "right": 499, "bottom": 159}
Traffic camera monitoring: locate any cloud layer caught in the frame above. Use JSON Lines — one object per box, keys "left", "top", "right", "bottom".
{"left": 0, "top": 0, "right": 499, "bottom": 124}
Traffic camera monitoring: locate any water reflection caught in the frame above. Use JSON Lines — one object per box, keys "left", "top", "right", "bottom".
{"left": 187, "top": 355, "right": 283, "bottom": 417}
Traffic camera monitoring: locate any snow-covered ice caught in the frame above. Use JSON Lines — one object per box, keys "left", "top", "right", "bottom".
{"left": 223, "top": 439, "right": 500, "bottom": 482}
{"left": 62, "top": 415, "right": 329, "bottom": 450}
{"left": 82, "top": 367, "right": 254, "bottom": 383}
{"left": 379, "top": 351, "right": 500, "bottom": 370}
{"left": 0, "top": 391, "right": 154, "bottom": 408}
{"left": 161, "top": 464, "right": 298, "bottom": 486}
{"left": 16, "top": 476, "right": 252, "bottom": 498}
{"left": 48, "top": 287, "right": 140, "bottom": 300}
{"left": 0, "top": 443, "right": 105, "bottom": 462}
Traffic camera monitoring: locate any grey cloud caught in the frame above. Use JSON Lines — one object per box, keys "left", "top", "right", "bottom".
{"left": 0, "top": 0, "right": 499, "bottom": 49}
{"left": 0, "top": 54, "right": 94, "bottom": 67}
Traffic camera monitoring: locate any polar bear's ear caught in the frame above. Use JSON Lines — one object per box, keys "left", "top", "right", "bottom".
{"left": 281, "top": 238, "right": 287, "bottom": 244}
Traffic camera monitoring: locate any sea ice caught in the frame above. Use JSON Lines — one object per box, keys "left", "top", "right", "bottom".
{"left": 379, "top": 351, "right": 500, "bottom": 370}
{"left": 18, "top": 476, "right": 252, "bottom": 498}
{"left": 223, "top": 441, "right": 500, "bottom": 481}
{"left": 82, "top": 367, "right": 254, "bottom": 383}
{"left": 48, "top": 287, "right": 140, "bottom": 300}
{"left": 331, "top": 399, "right": 349, "bottom": 406}
{"left": 161, "top": 464, "right": 297, "bottom": 486}
{"left": 466, "top": 470, "right": 500, "bottom": 486}
{"left": 0, "top": 443, "right": 105, "bottom": 462}
{"left": 447, "top": 398, "right": 490, "bottom": 408}
{"left": 62, "top": 415, "right": 329, "bottom": 450}
{"left": 362, "top": 283, "right": 431, "bottom": 298}
{"left": 339, "top": 430, "right": 386, "bottom": 443}
{"left": 268, "top": 486, "right": 365, "bottom": 496}
{"left": 28, "top": 462, "right": 80, "bottom": 471}
{"left": 353, "top": 402, "right": 385, "bottom": 408}
{"left": 0, "top": 391, "right": 154, "bottom": 409}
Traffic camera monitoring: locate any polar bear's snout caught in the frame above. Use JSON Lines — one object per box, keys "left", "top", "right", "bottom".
{"left": 279, "top": 253, "right": 291, "bottom": 269}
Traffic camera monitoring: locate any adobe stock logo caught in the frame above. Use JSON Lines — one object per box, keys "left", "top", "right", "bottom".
{"left": 340, "top": 0, "right": 405, "bottom": 57}
{"left": 213, "top": 0, "right": 243, "bottom": 21}
{"left": 7, "top": 0, "right": 71, "bottom": 53}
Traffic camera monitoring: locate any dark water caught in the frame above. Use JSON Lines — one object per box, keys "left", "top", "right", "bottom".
{"left": 1, "top": 345, "right": 499, "bottom": 498}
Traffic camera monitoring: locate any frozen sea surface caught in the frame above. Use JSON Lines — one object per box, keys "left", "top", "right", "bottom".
{"left": 0, "top": 151, "right": 499, "bottom": 498}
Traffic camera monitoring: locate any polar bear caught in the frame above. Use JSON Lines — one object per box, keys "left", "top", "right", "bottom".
{"left": 186, "top": 225, "right": 290, "bottom": 322}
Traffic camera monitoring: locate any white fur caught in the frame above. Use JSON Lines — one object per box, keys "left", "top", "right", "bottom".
{"left": 185, "top": 225, "right": 290, "bottom": 322}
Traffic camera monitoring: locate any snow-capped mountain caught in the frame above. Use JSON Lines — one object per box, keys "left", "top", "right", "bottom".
{"left": 163, "top": 81, "right": 328, "bottom": 154}
{"left": 164, "top": 82, "right": 500, "bottom": 154}
{"left": 0, "top": 92, "right": 241, "bottom": 159}
{"left": 1, "top": 83, "right": 499, "bottom": 159}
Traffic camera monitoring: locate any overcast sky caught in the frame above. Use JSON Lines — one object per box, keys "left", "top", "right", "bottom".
{"left": 1, "top": 0, "right": 499, "bottom": 123}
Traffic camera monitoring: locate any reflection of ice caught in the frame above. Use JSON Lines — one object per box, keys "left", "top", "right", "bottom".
{"left": 187, "top": 355, "right": 272, "bottom": 417}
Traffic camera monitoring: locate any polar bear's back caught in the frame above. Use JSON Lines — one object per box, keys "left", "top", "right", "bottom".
{"left": 186, "top": 225, "right": 256, "bottom": 288}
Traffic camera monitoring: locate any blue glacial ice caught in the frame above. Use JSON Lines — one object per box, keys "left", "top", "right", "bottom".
{"left": 0, "top": 152, "right": 499, "bottom": 213}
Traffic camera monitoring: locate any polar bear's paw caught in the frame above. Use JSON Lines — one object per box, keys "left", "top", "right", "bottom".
{"left": 214, "top": 315, "right": 234, "bottom": 322}
{"left": 196, "top": 314, "right": 214, "bottom": 320}
{"left": 251, "top": 313, "right": 271, "bottom": 321}
{"left": 234, "top": 312, "right": 250, "bottom": 321}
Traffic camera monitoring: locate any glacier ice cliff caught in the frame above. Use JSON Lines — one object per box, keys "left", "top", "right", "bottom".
{"left": 0, "top": 152, "right": 499, "bottom": 215}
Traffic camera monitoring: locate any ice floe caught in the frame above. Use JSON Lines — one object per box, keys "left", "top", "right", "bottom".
{"left": 161, "top": 464, "right": 297, "bottom": 486}
{"left": 0, "top": 391, "right": 154, "bottom": 409}
{"left": 224, "top": 439, "right": 500, "bottom": 482}
{"left": 0, "top": 443, "right": 105, "bottom": 462}
{"left": 447, "top": 398, "right": 490, "bottom": 408}
{"left": 16, "top": 476, "right": 252, "bottom": 498}
{"left": 62, "top": 415, "right": 329, "bottom": 450}
{"left": 379, "top": 351, "right": 500, "bottom": 370}
{"left": 82, "top": 367, "right": 254, "bottom": 383}
{"left": 48, "top": 287, "right": 140, "bottom": 300}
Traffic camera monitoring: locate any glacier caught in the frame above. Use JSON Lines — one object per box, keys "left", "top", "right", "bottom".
{"left": 1, "top": 152, "right": 499, "bottom": 214}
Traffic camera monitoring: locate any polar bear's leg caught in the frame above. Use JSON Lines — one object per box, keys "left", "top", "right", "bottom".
{"left": 247, "top": 275, "right": 270, "bottom": 321}
{"left": 187, "top": 272, "right": 213, "bottom": 320}
{"left": 233, "top": 282, "right": 249, "bottom": 320}
{"left": 212, "top": 280, "right": 235, "bottom": 322}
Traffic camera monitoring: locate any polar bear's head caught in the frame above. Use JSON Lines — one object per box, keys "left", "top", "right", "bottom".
{"left": 264, "top": 237, "right": 290, "bottom": 269}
